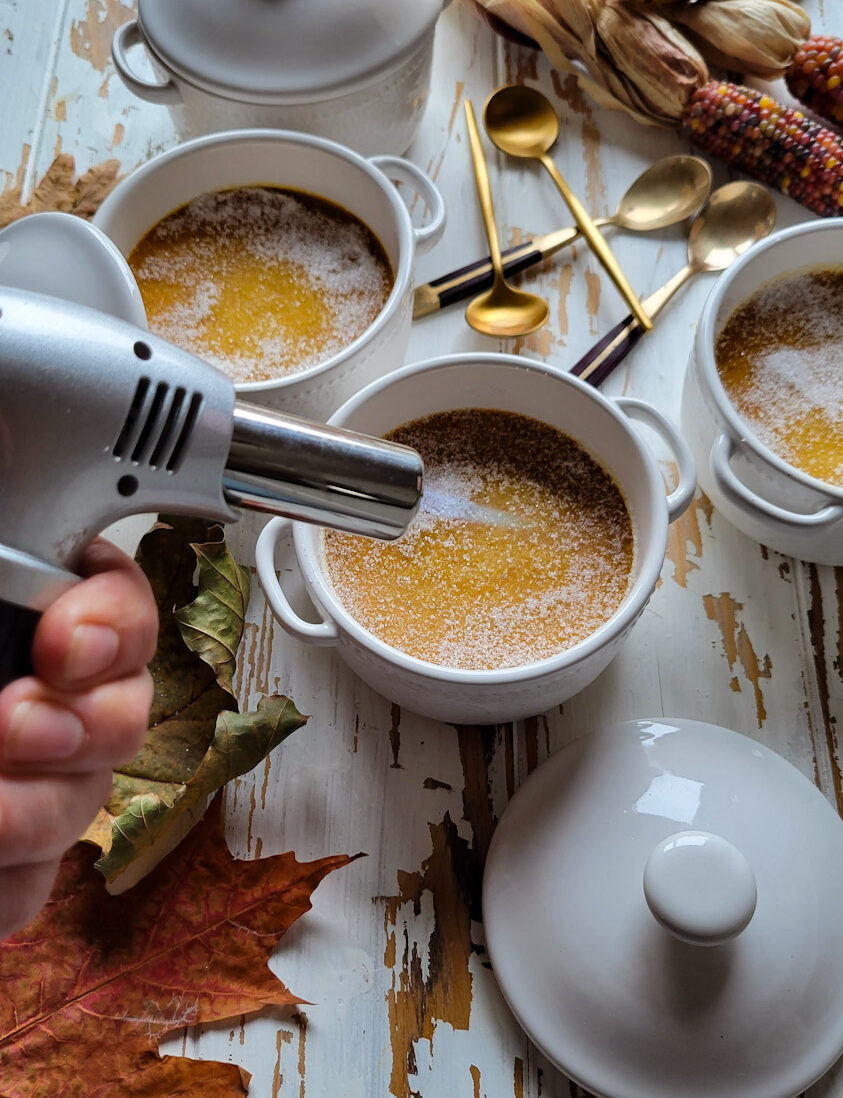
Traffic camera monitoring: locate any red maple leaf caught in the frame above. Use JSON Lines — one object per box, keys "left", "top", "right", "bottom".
{"left": 0, "top": 795, "right": 360, "bottom": 1096}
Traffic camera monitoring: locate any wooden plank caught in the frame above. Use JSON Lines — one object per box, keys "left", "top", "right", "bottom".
{"left": 1, "top": 0, "right": 841, "bottom": 1094}
{"left": 0, "top": 0, "right": 66, "bottom": 197}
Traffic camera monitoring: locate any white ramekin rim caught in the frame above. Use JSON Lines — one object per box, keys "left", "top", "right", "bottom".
{"left": 694, "top": 218, "right": 843, "bottom": 501}
{"left": 290, "top": 352, "right": 671, "bottom": 687}
{"left": 93, "top": 127, "right": 416, "bottom": 392}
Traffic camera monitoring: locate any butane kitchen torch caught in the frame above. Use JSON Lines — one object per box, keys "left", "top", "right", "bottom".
{"left": 0, "top": 288, "right": 424, "bottom": 687}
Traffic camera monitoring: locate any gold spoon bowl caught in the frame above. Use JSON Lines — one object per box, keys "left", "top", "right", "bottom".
{"left": 465, "top": 276, "right": 550, "bottom": 338}
{"left": 644, "top": 181, "right": 778, "bottom": 319}
{"left": 610, "top": 155, "right": 712, "bottom": 233}
{"left": 484, "top": 84, "right": 653, "bottom": 331}
{"left": 688, "top": 180, "right": 778, "bottom": 271}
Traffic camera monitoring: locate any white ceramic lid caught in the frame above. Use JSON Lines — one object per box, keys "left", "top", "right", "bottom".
{"left": 0, "top": 212, "right": 147, "bottom": 327}
{"left": 482, "top": 718, "right": 843, "bottom": 1098}
{"left": 137, "top": 0, "right": 444, "bottom": 101}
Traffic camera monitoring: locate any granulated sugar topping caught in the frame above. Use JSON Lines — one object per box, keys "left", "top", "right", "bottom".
{"left": 322, "top": 409, "right": 635, "bottom": 671}
{"left": 715, "top": 266, "right": 843, "bottom": 487}
{"left": 128, "top": 185, "right": 394, "bottom": 383}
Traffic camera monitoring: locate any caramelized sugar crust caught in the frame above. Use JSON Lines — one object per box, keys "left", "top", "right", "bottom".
{"left": 129, "top": 185, "right": 394, "bottom": 383}
{"left": 323, "top": 409, "right": 635, "bottom": 671}
{"left": 715, "top": 267, "right": 843, "bottom": 488}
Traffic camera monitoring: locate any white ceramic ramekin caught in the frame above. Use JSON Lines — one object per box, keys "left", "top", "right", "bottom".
{"left": 681, "top": 219, "right": 843, "bottom": 565}
{"left": 255, "top": 354, "right": 696, "bottom": 725}
{"left": 92, "top": 129, "right": 445, "bottom": 422}
{"left": 111, "top": 0, "right": 448, "bottom": 156}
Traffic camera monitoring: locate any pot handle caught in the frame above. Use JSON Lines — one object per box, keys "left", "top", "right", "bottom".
{"left": 255, "top": 517, "right": 340, "bottom": 647}
{"left": 710, "top": 434, "right": 843, "bottom": 529}
{"left": 369, "top": 155, "right": 446, "bottom": 254}
{"left": 112, "top": 21, "right": 182, "bottom": 106}
{"left": 614, "top": 398, "right": 697, "bottom": 524}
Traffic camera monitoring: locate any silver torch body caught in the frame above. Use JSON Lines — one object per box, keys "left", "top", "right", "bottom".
{"left": 0, "top": 288, "right": 423, "bottom": 685}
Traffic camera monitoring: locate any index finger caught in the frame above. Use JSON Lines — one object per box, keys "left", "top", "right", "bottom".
{"left": 30, "top": 538, "right": 159, "bottom": 691}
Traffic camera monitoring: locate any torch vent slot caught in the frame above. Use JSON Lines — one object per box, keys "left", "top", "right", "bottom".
{"left": 112, "top": 378, "right": 203, "bottom": 471}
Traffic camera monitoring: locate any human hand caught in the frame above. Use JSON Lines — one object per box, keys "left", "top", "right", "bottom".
{"left": 0, "top": 539, "right": 158, "bottom": 939}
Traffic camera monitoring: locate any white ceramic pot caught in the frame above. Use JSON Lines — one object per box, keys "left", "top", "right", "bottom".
{"left": 681, "top": 219, "right": 843, "bottom": 565}
{"left": 255, "top": 354, "right": 696, "bottom": 725}
{"left": 92, "top": 129, "right": 445, "bottom": 422}
{"left": 112, "top": 0, "right": 448, "bottom": 156}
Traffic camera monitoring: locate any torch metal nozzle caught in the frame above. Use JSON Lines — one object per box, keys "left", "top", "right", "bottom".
{"left": 223, "top": 401, "right": 423, "bottom": 540}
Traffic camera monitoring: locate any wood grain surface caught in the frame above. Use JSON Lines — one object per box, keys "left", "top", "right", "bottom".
{"left": 2, "top": 1, "right": 841, "bottom": 1095}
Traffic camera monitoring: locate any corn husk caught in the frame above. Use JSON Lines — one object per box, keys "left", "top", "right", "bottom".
{"left": 477, "top": 0, "right": 708, "bottom": 124}
{"left": 470, "top": 0, "right": 811, "bottom": 124}
{"left": 595, "top": 0, "right": 708, "bottom": 121}
{"left": 474, "top": 0, "right": 534, "bottom": 38}
{"left": 670, "top": 0, "right": 811, "bottom": 77}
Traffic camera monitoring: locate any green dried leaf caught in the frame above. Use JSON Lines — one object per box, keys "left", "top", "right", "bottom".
{"left": 192, "top": 695, "right": 309, "bottom": 789}
{"left": 174, "top": 536, "right": 250, "bottom": 694}
{"left": 81, "top": 517, "right": 308, "bottom": 891}
{"left": 125, "top": 517, "right": 236, "bottom": 784}
{"left": 96, "top": 696, "right": 307, "bottom": 889}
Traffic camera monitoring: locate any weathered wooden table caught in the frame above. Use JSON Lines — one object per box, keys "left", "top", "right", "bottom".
{"left": 3, "top": 2, "right": 842, "bottom": 1094}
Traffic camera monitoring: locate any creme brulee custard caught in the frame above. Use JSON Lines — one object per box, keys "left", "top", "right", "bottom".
{"left": 128, "top": 186, "right": 394, "bottom": 383}
{"left": 322, "top": 409, "right": 635, "bottom": 671}
{"left": 715, "top": 267, "right": 843, "bottom": 488}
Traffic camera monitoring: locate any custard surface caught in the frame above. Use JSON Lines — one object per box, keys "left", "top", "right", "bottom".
{"left": 322, "top": 409, "right": 635, "bottom": 671}
{"left": 128, "top": 185, "right": 394, "bottom": 383}
{"left": 715, "top": 267, "right": 843, "bottom": 488}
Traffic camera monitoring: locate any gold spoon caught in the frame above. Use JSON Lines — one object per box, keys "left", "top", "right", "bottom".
{"left": 607, "top": 154, "right": 712, "bottom": 232}
{"left": 571, "top": 181, "right": 778, "bottom": 386}
{"left": 463, "top": 98, "right": 549, "bottom": 338}
{"left": 639, "top": 180, "right": 777, "bottom": 320}
{"left": 484, "top": 84, "right": 653, "bottom": 331}
{"left": 412, "top": 155, "right": 711, "bottom": 319}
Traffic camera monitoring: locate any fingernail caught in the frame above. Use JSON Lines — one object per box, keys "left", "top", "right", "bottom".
{"left": 65, "top": 624, "right": 120, "bottom": 682}
{"left": 5, "top": 701, "right": 86, "bottom": 762}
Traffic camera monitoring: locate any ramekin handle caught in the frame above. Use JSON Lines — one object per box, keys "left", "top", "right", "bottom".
{"left": 112, "top": 21, "right": 182, "bottom": 106}
{"left": 369, "top": 155, "right": 446, "bottom": 253}
{"left": 711, "top": 434, "right": 843, "bottom": 529}
{"left": 615, "top": 398, "right": 697, "bottom": 524}
{"left": 255, "top": 518, "right": 340, "bottom": 647}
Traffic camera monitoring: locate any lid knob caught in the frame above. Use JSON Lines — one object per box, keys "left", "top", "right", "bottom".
{"left": 643, "top": 830, "right": 757, "bottom": 946}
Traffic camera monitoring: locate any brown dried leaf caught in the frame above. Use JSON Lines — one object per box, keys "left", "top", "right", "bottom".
{"left": 0, "top": 795, "right": 360, "bottom": 1098}
{"left": 69, "top": 157, "right": 122, "bottom": 218}
{"left": 0, "top": 153, "right": 121, "bottom": 228}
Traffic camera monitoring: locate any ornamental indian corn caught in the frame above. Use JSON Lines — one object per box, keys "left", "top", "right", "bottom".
{"left": 786, "top": 35, "right": 843, "bottom": 126}
{"left": 682, "top": 80, "right": 843, "bottom": 216}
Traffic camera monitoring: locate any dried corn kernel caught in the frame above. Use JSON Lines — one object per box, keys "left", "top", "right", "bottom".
{"left": 681, "top": 80, "right": 843, "bottom": 216}
{"left": 786, "top": 35, "right": 843, "bottom": 125}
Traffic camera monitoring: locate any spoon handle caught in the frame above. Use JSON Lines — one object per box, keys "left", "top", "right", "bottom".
{"left": 464, "top": 100, "right": 507, "bottom": 281}
{"left": 569, "top": 315, "right": 646, "bottom": 387}
{"left": 570, "top": 263, "right": 696, "bottom": 387}
{"left": 639, "top": 262, "right": 695, "bottom": 320}
{"left": 539, "top": 154, "right": 653, "bottom": 333}
{"left": 413, "top": 222, "right": 602, "bottom": 319}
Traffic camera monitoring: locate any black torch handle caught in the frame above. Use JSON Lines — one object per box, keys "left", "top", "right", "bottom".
{"left": 0, "top": 600, "right": 39, "bottom": 690}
